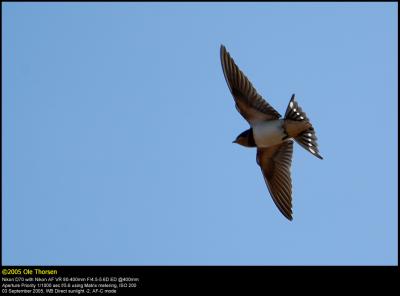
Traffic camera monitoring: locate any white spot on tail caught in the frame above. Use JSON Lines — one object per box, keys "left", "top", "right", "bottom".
{"left": 290, "top": 101, "right": 294, "bottom": 108}
{"left": 309, "top": 148, "right": 316, "bottom": 154}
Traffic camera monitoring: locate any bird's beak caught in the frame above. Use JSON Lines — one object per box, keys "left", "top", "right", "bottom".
{"left": 232, "top": 139, "right": 237, "bottom": 144}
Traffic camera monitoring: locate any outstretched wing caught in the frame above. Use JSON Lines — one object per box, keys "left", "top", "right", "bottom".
{"left": 256, "top": 140, "right": 294, "bottom": 220}
{"left": 220, "top": 45, "right": 281, "bottom": 125}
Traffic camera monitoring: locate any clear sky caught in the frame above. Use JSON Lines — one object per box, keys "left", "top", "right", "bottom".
{"left": 2, "top": 3, "right": 398, "bottom": 265}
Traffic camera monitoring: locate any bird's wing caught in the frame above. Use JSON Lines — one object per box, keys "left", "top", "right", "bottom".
{"left": 220, "top": 45, "right": 281, "bottom": 125}
{"left": 256, "top": 140, "right": 294, "bottom": 220}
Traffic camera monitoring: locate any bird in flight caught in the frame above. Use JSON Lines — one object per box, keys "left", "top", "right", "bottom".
{"left": 220, "top": 45, "right": 323, "bottom": 221}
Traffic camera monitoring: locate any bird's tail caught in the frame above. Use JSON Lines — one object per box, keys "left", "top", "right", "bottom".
{"left": 285, "top": 94, "right": 323, "bottom": 160}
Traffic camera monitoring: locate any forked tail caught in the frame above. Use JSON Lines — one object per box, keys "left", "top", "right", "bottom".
{"left": 285, "top": 94, "right": 323, "bottom": 160}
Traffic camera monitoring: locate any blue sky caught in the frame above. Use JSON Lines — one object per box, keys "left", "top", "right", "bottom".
{"left": 2, "top": 3, "right": 397, "bottom": 265}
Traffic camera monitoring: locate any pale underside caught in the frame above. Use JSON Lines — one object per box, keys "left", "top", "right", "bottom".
{"left": 252, "top": 119, "right": 286, "bottom": 148}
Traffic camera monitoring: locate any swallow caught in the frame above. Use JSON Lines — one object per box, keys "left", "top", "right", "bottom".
{"left": 220, "top": 45, "right": 323, "bottom": 221}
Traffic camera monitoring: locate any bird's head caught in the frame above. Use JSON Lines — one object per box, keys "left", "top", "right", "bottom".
{"left": 233, "top": 129, "right": 256, "bottom": 147}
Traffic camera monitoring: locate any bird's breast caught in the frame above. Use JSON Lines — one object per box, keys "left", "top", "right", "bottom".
{"left": 252, "top": 120, "right": 286, "bottom": 148}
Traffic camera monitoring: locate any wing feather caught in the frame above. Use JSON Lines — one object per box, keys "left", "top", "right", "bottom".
{"left": 256, "top": 141, "right": 294, "bottom": 220}
{"left": 220, "top": 45, "right": 281, "bottom": 124}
